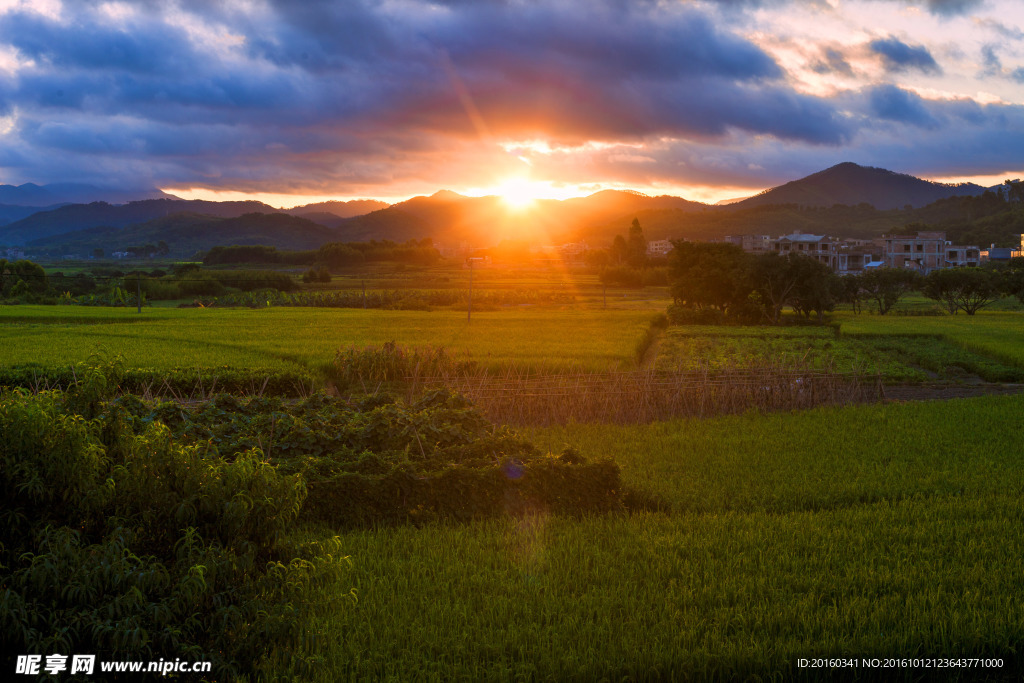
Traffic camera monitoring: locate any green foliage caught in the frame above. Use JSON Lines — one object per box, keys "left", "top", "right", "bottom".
{"left": 668, "top": 241, "right": 752, "bottom": 315}
{"left": 0, "top": 363, "right": 318, "bottom": 397}
{"left": 923, "top": 267, "right": 1002, "bottom": 315}
{"left": 303, "top": 266, "right": 332, "bottom": 283}
{"left": 0, "top": 371, "right": 328, "bottom": 678}
{"left": 856, "top": 267, "right": 921, "bottom": 315}
{"left": 140, "top": 388, "right": 624, "bottom": 529}
{"left": 668, "top": 244, "right": 838, "bottom": 324}
{"left": 626, "top": 217, "right": 648, "bottom": 268}
{"left": 0, "top": 259, "right": 49, "bottom": 302}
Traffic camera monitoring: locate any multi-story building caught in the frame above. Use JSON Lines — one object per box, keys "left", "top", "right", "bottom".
{"left": 879, "top": 231, "right": 979, "bottom": 271}
{"left": 773, "top": 232, "right": 841, "bottom": 270}
{"left": 646, "top": 239, "right": 674, "bottom": 257}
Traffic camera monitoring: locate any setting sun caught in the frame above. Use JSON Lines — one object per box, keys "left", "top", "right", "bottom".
{"left": 494, "top": 177, "right": 543, "bottom": 209}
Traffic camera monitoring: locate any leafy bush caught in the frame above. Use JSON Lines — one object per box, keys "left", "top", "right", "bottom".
{"left": 141, "top": 388, "right": 626, "bottom": 528}
{"left": 0, "top": 368, "right": 342, "bottom": 678}
{"left": 0, "top": 363, "right": 319, "bottom": 397}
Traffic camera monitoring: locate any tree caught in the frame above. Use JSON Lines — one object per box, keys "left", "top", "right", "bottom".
{"left": 788, "top": 257, "right": 840, "bottom": 321}
{"left": 1004, "top": 179, "right": 1024, "bottom": 204}
{"left": 668, "top": 241, "right": 753, "bottom": 315}
{"left": 922, "top": 268, "right": 963, "bottom": 314}
{"left": 924, "top": 268, "right": 1001, "bottom": 315}
{"left": 92, "top": 248, "right": 104, "bottom": 259}
{"left": 751, "top": 252, "right": 806, "bottom": 324}
{"left": 627, "top": 218, "right": 648, "bottom": 268}
{"left": 858, "top": 268, "right": 920, "bottom": 315}
{"left": 837, "top": 274, "right": 865, "bottom": 314}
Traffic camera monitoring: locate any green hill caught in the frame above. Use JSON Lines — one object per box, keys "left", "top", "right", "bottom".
{"left": 28, "top": 212, "right": 338, "bottom": 258}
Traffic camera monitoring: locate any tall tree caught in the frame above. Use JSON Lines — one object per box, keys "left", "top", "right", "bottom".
{"left": 627, "top": 218, "right": 648, "bottom": 268}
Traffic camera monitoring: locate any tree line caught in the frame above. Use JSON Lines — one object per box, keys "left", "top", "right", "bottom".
{"left": 202, "top": 238, "right": 440, "bottom": 268}
{"left": 667, "top": 242, "right": 1024, "bottom": 324}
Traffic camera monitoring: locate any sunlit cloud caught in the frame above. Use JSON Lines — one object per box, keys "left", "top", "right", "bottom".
{"left": 0, "top": 0, "right": 1020, "bottom": 200}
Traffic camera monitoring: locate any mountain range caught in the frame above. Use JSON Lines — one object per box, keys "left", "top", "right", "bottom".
{"left": 2, "top": 163, "right": 1015, "bottom": 256}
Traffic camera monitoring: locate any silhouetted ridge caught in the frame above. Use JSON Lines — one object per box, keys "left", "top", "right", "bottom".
{"left": 733, "top": 162, "right": 987, "bottom": 210}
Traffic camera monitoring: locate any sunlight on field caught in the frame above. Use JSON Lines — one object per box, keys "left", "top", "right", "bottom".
{"left": 0, "top": 306, "right": 655, "bottom": 373}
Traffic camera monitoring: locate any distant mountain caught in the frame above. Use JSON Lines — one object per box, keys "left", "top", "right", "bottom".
{"left": 335, "top": 189, "right": 707, "bottom": 245}
{"left": 29, "top": 212, "right": 338, "bottom": 257}
{"left": 0, "top": 182, "right": 175, "bottom": 206}
{"left": 0, "top": 204, "right": 62, "bottom": 229}
{"left": 731, "top": 162, "right": 987, "bottom": 210}
{"left": 286, "top": 199, "right": 389, "bottom": 225}
{"left": 0, "top": 198, "right": 280, "bottom": 245}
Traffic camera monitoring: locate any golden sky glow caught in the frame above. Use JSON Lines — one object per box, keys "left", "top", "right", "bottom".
{"left": 3, "top": 1, "right": 1024, "bottom": 205}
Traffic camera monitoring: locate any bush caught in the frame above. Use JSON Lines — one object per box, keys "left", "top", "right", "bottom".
{"left": 0, "top": 368, "right": 337, "bottom": 678}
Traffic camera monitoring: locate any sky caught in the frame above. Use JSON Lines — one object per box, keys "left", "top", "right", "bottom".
{"left": 0, "top": 0, "right": 1022, "bottom": 206}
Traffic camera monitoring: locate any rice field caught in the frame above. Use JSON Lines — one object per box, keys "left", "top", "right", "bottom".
{"left": 264, "top": 395, "right": 1024, "bottom": 681}
{"left": 835, "top": 310, "right": 1024, "bottom": 370}
{"left": 6, "top": 303, "right": 1024, "bottom": 679}
{"left": 0, "top": 306, "right": 655, "bottom": 374}
{"left": 654, "top": 308, "right": 1024, "bottom": 384}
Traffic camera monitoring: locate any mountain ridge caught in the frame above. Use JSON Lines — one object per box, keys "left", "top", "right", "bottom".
{"left": 731, "top": 162, "right": 988, "bottom": 210}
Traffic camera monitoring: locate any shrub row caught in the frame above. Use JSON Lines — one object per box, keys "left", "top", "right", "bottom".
{"left": 0, "top": 363, "right": 319, "bottom": 397}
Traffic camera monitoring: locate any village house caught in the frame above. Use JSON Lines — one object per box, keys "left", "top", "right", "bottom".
{"left": 646, "top": 239, "right": 674, "bottom": 257}
{"left": 773, "top": 231, "right": 842, "bottom": 270}
{"left": 879, "top": 231, "right": 980, "bottom": 272}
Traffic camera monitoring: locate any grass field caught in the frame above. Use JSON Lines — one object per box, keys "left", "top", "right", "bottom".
{"left": 5, "top": 302, "right": 1024, "bottom": 679}
{"left": 0, "top": 306, "right": 657, "bottom": 375}
{"left": 261, "top": 395, "right": 1024, "bottom": 681}
{"left": 654, "top": 320, "right": 1024, "bottom": 382}
{"left": 836, "top": 310, "right": 1024, "bottom": 370}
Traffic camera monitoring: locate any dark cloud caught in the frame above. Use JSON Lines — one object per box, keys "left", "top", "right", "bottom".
{"left": 869, "top": 37, "right": 942, "bottom": 74}
{"left": 980, "top": 44, "right": 1002, "bottom": 77}
{"left": 810, "top": 47, "right": 855, "bottom": 76}
{"left": 866, "top": 85, "right": 940, "bottom": 128}
{"left": 0, "top": 9, "right": 198, "bottom": 76}
{"left": 698, "top": 0, "right": 980, "bottom": 16}
{"left": 0, "top": 0, "right": 1015, "bottom": 195}
{"left": 920, "top": 0, "right": 984, "bottom": 15}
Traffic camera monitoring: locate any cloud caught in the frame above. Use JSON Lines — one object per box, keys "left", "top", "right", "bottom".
{"left": 980, "top": 44, "right": 1002, "bottom": 77}
{"left": 869, "top": 37, "right": 942, "bottom": 74}
{"left": 865, "top": 85, "right": 941, "bottom": 128}
{"left": 0, "top": 0, "right": 1016, "bottom": 197}
{"left": 919, "top": 0, "right": 984, "bottom": 15}
{"left": 810, "top": 47, "right": 855, "bottom": 76}
{"left": 699, "top": 0, "right": 981, "bottom": 16}
{"left": 973, "top": 17, "right": 1024, "bottom": 40}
